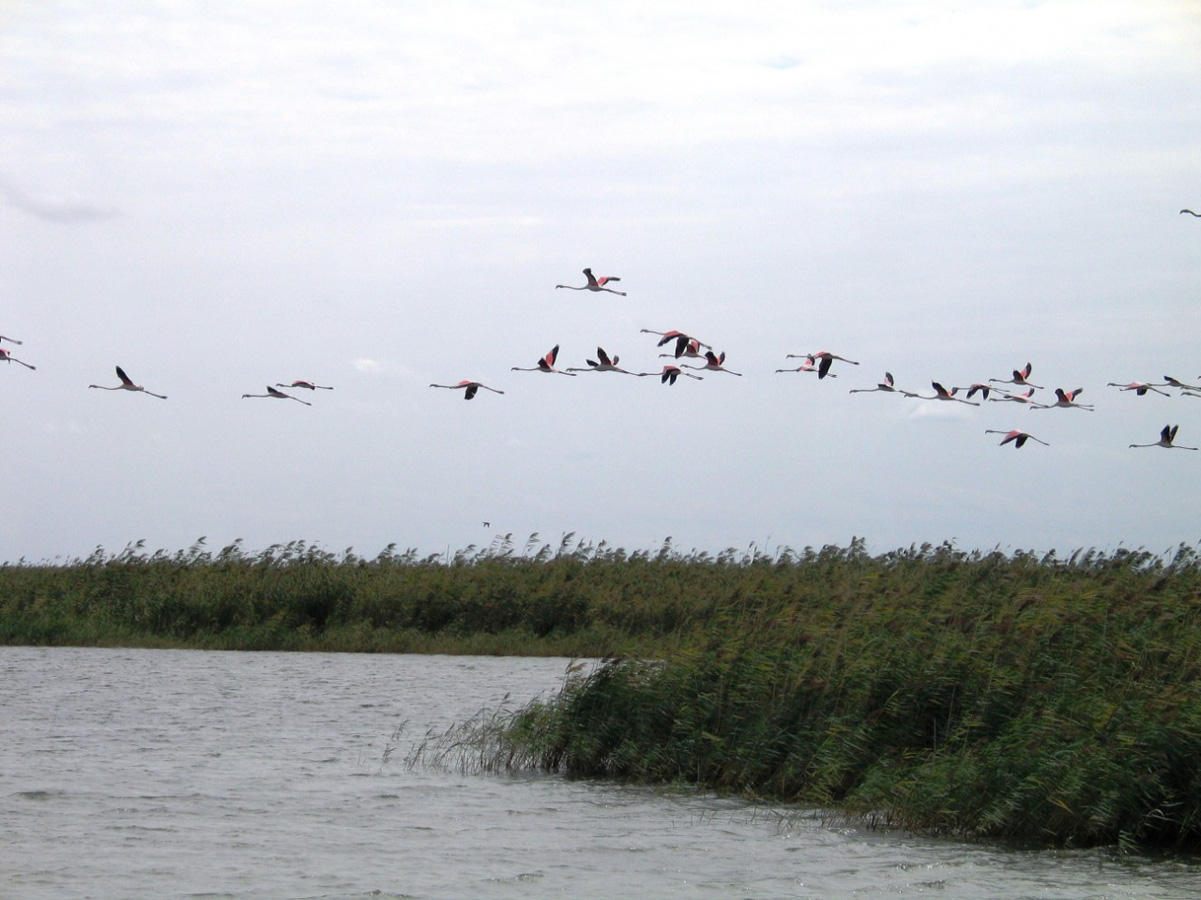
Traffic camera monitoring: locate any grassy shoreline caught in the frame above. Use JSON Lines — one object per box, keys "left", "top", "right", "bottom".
{"left": 4, "top": 536, "right": 1200, "bottom": 849}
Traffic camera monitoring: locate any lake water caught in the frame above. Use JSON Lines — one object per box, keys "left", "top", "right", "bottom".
{"left": 1, "top": 646, "right": 1197, "bottom": 898}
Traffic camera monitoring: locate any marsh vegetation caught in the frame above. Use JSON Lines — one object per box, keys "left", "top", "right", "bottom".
{"left": 4, "top": 534, "right": 1199, "bottom": 849}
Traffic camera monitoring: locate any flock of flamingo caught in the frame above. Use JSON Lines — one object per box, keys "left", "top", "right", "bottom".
{"left": 1, "top": 338, "right": 337, "bottom": 406}
{"left": 4, "top": 225, "right": 1199, "bottom": 454}
{"left": 425, "top": 254, "right": 1201, "bottom": 453}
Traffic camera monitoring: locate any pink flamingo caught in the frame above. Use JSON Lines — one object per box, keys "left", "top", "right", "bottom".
{"left": 0, "top": 334, "right": 21, "bottom": 344}
{"left": 1107, "top": 381, "right": 1169, "bottom": 397}
{"left": 1032, "top": 388, "right": 1093, "bottom": 411}
{"left": 910, "top": 382, "right": 979, "bottom": 406}
{"left": 566, "top": 347, "right": 643, "bottom": 375}
{"left": 0, "top": 347, "right": 35, "bottom": 370}
{"left": 556, "top": 268, "right": 626, "bottom": 296}
{"left": 954, "top": 382, "right": 996, "bottom": 401}
{"left": 659, "top": 338, "right": 706, "bottom": 359}
{"left": 88, "top": 365, "right": 166, "bottom": 399}
{"left": 848, "top": 372, "right": 914, "bottom": 395}
{"left": 657, "top": 365, "right": 703, "bottom": 386}
{"left": 777, "top": 356, "right": 824, "bottom": 375}
{"left": 1163, "top": 375, "right": 1200, "bottom": 390}
{"left": 985, "top": 429, "right": 1049, "bottom": 448}
{"left": 990, "top": 387, "right": 1038, "bottom": 405}
{"left": 429, "top": 380, "right": 504, "bottom": 400}
{"left": 640, "top": 329, "right": 711, "bottom": 359}
{"left": 276, "top": 380, "right": 333, "bottom": 391}
{"left": 511, "top": 344, "right": 576, "bottom": 376}
{"left": 989, "top": 362, "right": 1043, "bottom": 390}
{"left": 242, "top": 385, "right": 310, "bottom": 405}
{"left": 786, "top": 351, "right": 858, "bottom": 379}
{"left": 682, "top": 350, "right": 742, "bottom": 376}
{"left": 1181, "top": 209, "right": 1201, "bottom": 217}
{"left": 1130, "top": 424, "right": 1198, "bottom": 451}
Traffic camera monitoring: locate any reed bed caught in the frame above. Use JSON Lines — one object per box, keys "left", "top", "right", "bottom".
{"left": 0, "top": 533, "right": 707, "bottom": 654}
{"left": 4, "top": 535, "right": 1200, "bottom": 848}
{"left": 439, "top": 540, "right": 1201, "bottom": 851}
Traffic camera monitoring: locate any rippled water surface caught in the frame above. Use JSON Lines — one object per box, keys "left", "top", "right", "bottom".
{"left": 1, "top": 646, "right": 1197, "bottom": 898}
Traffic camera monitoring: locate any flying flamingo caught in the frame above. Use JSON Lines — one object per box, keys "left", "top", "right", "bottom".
{"left": 555, "top": 268, "right": 626, "bottom": 296}
{"left": 0, "top": 335, "right": 21, "bottom": 344}
{"left": 0, "top": 347, "right": 35, "bottom": 370}
{"left": 1162, "top": 376, "right": 1200, "bottom": 390}
{"left": 1130, "top": 424, "right": 1198, "bottom": 451}
{"left": 990, "top": 388, "right": 1038, "bottom": 405}
{"left": 954, "top": 383, "right": 996, "bottom": 401}
{"left": 985, "top": 429, "right": 1049, "bottom": 448}
{"left": 909, "top": 382, "right": 980, "bottom": 406}
{"left": 565, "top": 347, "right": 643, "bottom": 375}
{"left": 88, "top": 365, "right": 166, "bottom": 399}
{"left": 657, "top": 365, "right": 703, "bottom": 386}
{"left": 1032, "top": 388, "right": 1093, "bottom": 411}
{"left": 659, "top": 338, "right": 706, "bottom": 359}
{"left": 778, "top": 356, "right": 833, "bottom": 376}
{"left": 1181, "top": 209, "right": 1201, "bottom": 217}
{"left": 682, "top": 350, "right": 742, "bottom": 376}
{"left": 989, "top": 362, "right": 1044, "bottom": 390}
{"left": 786, "top": 351, "right": 858, "bottom": 379}
{"left": 276, "top": 380, "right": 333, "bottom": 391}
{"left": 511, "top": 344, "right": 576, "bottom": 375}
{"left": 639, "top": 329, "right": 711, "bottom": 359}
{"left": 848, "top": 372, "right": 914, "bottom": 395}
{"left": 242, "top": 385, "right": 311, "bottom": 405}
{"left": 429, "top": 380, "right": 505, "bottom": 400}
{"left": 1106, "top": 381, "right": 1169, "bottom": 397}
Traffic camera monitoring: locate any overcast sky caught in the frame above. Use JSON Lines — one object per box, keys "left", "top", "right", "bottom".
{"left": 2, "top": 1, "right": 1200, "bottom": 564}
